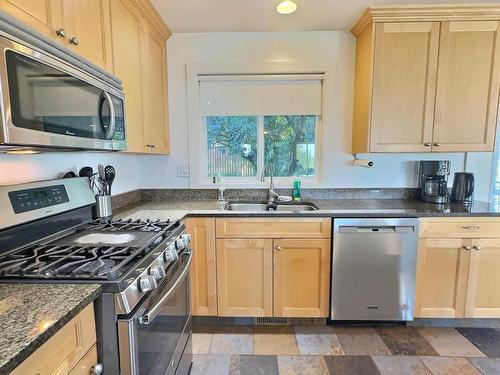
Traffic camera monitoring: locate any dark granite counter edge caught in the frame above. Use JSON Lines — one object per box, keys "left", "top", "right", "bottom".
{"left": 1, "top": 285, "right": 102, "bottom": 375}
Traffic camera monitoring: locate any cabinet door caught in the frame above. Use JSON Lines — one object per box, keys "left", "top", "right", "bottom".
{"left": 109, "top": 0, "right": 146, "bottom": 153}
{"left": 186, "top": 218, "right": 217, "bottom": 316}
{"left": 68, "top": 345, "right": 98, "bottom": 375}
{"left": 465, "top": 238, "right": 500, "bottom": 318}
{"left": 60, "top": 0, "right": 113, "bottom": 70}
{"left": 433, "top": 21, "right": 500, "bottom": 152}
{"left": 0, "top": 0, "right": 61, "bottom": 38}
{"left": 370, "top": 22, "right": 439, "bottom": 152}
{"left": 414, "top": 238, "right": 470, "bottom": 318}
{"left": 216, "top": 239, "right": 273, "bottom": 317}
{"left": 140, "top": 23, "right": 169, "bottom": 154}
{"left": 274, "top": 239, "right": 330, "bottom": 317}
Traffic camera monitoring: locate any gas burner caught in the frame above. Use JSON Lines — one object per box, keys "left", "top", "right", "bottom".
{"left": 85, "top": 218, "right": 175, "bottom": 233}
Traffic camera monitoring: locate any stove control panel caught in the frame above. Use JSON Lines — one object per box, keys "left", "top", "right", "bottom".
{"left": 9, "top": 185, "right": 69, "bottom": 214}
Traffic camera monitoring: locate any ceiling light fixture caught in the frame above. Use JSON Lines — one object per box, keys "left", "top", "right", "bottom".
{"left": 276, "top": 0, "right": 297, "bottom": 15}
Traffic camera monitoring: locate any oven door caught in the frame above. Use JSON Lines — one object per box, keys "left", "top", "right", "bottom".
{"left": 0, "top": 37, "right": 126, "bottom": 150}
{"left": 118, "top": 249, "right": 193, "bottom": 375}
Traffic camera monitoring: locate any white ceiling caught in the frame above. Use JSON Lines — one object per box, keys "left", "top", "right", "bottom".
{"left": 151, "top": 0, "right": 496, "bottom": 33}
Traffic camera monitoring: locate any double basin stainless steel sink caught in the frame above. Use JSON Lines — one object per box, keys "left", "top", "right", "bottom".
{"left": 224, "top": 201, "right": 319, "bottom": 212}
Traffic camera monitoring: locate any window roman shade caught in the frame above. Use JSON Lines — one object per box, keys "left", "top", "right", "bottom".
{"left": 198, "top": 74, "right": 324, "bottom": 116}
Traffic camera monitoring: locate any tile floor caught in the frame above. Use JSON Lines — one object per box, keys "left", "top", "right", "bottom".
{"left": 191, "top": 324, "right": 500, "bottom": 375}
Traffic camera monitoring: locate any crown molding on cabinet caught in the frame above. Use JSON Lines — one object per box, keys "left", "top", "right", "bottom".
{"left": 132, "top": 0, "right": 171, "bottom": 39}
{"left": 352, "top": 4, "right": 500, "bottom": 36}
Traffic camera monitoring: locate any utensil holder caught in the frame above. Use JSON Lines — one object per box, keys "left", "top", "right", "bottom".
{"left": 94, "top": 195, "right": 112, "bottom": 219}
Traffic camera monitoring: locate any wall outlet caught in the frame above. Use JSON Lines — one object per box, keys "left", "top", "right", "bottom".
{"left": 177, "top": 166, "right": 190, "bottom": 177}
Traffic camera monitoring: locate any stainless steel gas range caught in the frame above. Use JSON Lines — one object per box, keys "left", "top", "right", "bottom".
{"left": 0, "top": 177, "right": 193, "bottom": 375}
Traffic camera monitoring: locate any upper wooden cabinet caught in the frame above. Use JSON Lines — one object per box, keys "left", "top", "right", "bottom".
{"left": 0, "top": 0, "right": 113, "bottom": 70}
{"left": 351, "top": 5, "right": 500, "bottom": 153}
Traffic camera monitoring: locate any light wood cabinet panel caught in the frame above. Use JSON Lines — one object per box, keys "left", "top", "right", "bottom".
{"left": 273, "top": 239, "right": 330, "bottom": 317}
{"left": 110, "top": 0, "right": 145, "bottom": 153}
{"left": 186, "top": 217, "right": 217, "bottom": 316}
{"left": 216, "top": 218, "right": 331, "bottom": 239}
{"left": 12, "top": 303, "right": 96, "bottom": 375}
{"left": 216, "top": 239, "right": 273, "bottom": 317}
{"left": 465, "top": 238, "right": 500, "bottom": 317}
{"left": 0, "top": 0, "right": 61, "bottom": 38}
{"left": 370, "top": 22, "right": 439, "bottom": 152}
{"left": 414, "top": 238, "right": 470, "bottom": 318}
{"left": 433, "top": 21, "right": 500, "bottom": 152}
{"left": 68, "top": 345, "right": 98, "bottom": 375}
{"left": 59, "top": 0, "right": 113, "bottom": 71}
{"left": 419, "top": 217, "right": 500, "bottom": 239}
{"left": 140, "top": 22, "right": 169, "bottom": 154}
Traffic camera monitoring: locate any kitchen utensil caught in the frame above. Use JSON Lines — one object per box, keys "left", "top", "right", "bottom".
{"left": 78, "top": 166, "right": 94, "bottom": 178}
{"left": 63, "top": 171, "right": 76, "bottom": 178}
{"left": 104, "top": 165, "right": 116, "bottom": 195}
{"left": 451, "top": 172, "right": 475, "bottom": 204}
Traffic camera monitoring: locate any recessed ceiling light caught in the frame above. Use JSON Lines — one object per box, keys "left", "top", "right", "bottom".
{"left": 276, "top": 0, "right": 297, "bottom": 15}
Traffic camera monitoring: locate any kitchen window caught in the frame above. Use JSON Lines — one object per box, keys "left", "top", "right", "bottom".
{"left": 198, "top": 73, "right": 323, "bottom": 184}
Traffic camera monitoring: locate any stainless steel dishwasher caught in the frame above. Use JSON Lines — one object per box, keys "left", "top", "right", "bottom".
{"left": 331, "top": 218, "right": 419, "bottom": 321}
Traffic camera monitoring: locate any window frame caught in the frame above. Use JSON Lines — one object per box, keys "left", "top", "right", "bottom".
{"left": 186, "top": 62, "right": 326, "bottom": 189}
{"left": 201, "top": 115, "right": 322, "bottom": 186}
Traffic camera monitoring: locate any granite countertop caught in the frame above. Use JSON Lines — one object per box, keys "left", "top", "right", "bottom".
{"left": 116, "top": 199, "right": 500, "bottom": 221}
{"left": 0, "top": 283, "right": 101, "bottom": 375}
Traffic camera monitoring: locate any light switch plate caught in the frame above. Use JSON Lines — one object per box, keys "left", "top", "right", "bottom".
{"left": 177, "top": 166, "right": 189, "bottom": 177}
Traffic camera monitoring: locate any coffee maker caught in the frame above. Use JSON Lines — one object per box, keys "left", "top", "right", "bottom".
{"left": 418, "top": 161, "right": 451, "bottom": 204}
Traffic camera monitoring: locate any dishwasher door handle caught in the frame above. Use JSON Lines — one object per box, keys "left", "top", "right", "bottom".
{"left": 338, "top": 226, "right": 414, "bottom": 233}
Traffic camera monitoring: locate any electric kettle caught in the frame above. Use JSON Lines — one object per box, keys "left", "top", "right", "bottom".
{"left": 451, "top": 173, "right": 474, "bottom": 204}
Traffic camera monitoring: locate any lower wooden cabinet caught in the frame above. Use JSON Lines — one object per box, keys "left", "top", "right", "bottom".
{"left": 186, "top": 217, "right": 217, "bottom": 316}
{"left": 274, "top": 239, "right": 331, "bottom": 317}
{"left": 12, "top": 303, "right": 98, "bottom": 375}
{"left": 415, "top": 221, "right": 500, "bottom": 318}
{"left": 216, "top": 238, "right": 274, "bottom": 317}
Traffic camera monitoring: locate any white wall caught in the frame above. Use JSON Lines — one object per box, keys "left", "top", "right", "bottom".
{"left": 0, "top": 30, "right": 495, "bottom": 201}
{"left": 164, "top": 31, "right": 495, "bottom": 200}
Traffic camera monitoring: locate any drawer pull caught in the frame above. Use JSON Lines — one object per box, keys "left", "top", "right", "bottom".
{"left": 56, "top": 28, "right": 66, "bottom": 38}
{"left": 462, "top": 226, "right": 480, "bottom": 231}
{"left": 90, "top": 363, "right": 103, "bottom": 375}
{"left": 275, "top": 246, "right": 282, "bottom": 251}
{"left": 70, "top": 36, "right": 79, "bottom": 45}
{"left": 473, "top": 246, "right": 481, "bottom": 251}
{"left": 463, "top": 246, "right": 472, "bottom": 251}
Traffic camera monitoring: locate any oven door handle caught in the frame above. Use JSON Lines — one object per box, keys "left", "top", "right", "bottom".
{"left": 138, "top": 249, "right": 193, "bottom": 325}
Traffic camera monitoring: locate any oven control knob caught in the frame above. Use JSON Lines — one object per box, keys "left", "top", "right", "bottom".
{"left": 138, "top": 275, "right": 158, "bottom": 292}
{"left": 175, "top": 238, "right": 186, "bottom": 250}
{"left": 149, "top": 265, "right": 166, "bottom": 280}
{"left": 164, "top": 248, "right": 179, "bottom": 262}
{"left": 181, "top": 234, "right": 192, "bottom": 244}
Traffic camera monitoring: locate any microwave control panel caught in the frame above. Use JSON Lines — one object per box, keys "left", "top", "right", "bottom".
{"left": 9, "top": 185, "right": 69, "bottom": 214}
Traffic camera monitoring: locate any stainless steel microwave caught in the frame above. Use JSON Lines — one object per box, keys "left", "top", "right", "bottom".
{"left": 0, "top": 13, "right": 126, "bottom": 152}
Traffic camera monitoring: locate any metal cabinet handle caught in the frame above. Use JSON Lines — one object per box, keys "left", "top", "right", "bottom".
{"left": 70, "top": 36, "right": 79, "bottom": 45}
{"left": 275, "top": 246, "right": 282, "bottom": 251}
{"left": 151, "top": 144, "right": 156, "bottom": 149}
{"left": 462, "top": 226, "right": 480, "bottom": 231}
{"left": 473, "top": 246, "right": 481, "bottom": 251}
{"left": 56, "top": 28, "right": 66, "bottom": 38}
{"left": 433, "top": 142, "right": 441, "bottom": 147}
{"left": 463, "top": 246, "right": 472, "bottom": 251}
{"left": 90, "top": 363, "right": 103, "bottom": 375}
{"left": 424, "top": 142, "right": 431, "bottom": 147}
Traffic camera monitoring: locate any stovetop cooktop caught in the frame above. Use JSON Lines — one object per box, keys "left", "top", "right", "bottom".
{"left": 0, "top": 218, "right": 181, "bottom": 281}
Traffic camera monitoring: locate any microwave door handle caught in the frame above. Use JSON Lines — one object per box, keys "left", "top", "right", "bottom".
{"left": 138, "top": 249, "right": 193, "bottom": 325}
{"left": 101, "top": 91, "right": 116, "bottom": 140}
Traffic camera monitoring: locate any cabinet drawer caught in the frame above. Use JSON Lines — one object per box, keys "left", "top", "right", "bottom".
{"left": 12, "top": 304, "right": 97, "bottom": 375}
{"left": 420, "top": 218, "right": 500, "bottom": 238}
{"left": 216, "top": 218, "right": 331, "bottom": 239}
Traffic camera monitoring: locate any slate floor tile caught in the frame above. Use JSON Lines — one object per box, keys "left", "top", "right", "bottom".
{"left": 277, "top": 355, "right": 328, "bottom": 375}
{"left": 456, "top": 328, "right": 500, "bottom": 357}
{"left": 209, "top": 333, "right": 253, "bottom": 354}
{"left": 418, "top": 328, "right": 485, "bottom": 357}
{"left": 377, "top": 327, "right": 439, "bottom": 356}
{"left": 254, "top": 326, "right": 299, "bottom": 355}
{"left": 193, "top": 333, "right": 213, "bottom": 355}
{"left": 419, "top": 356, "right": 481, "bottom": 375}
{"left": 372, "top": 356, "right": 431, "bottom": 375}
{"left": 229, "top": 355, "right": 278, "bottom": 375}
{"left": 324, "top": 355, "right": 381, "bottom": 375}
{"left": 191, "top": 354, "right": 231, "bottom": 375}
{"left": 294, "top": 326, "right": 345, "bottom": 355}
{"left": 468, "top": 358, "right": 500, "bottom": 375}
{"left": 336, "top": 327, "right": 391, "bottom": 356}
